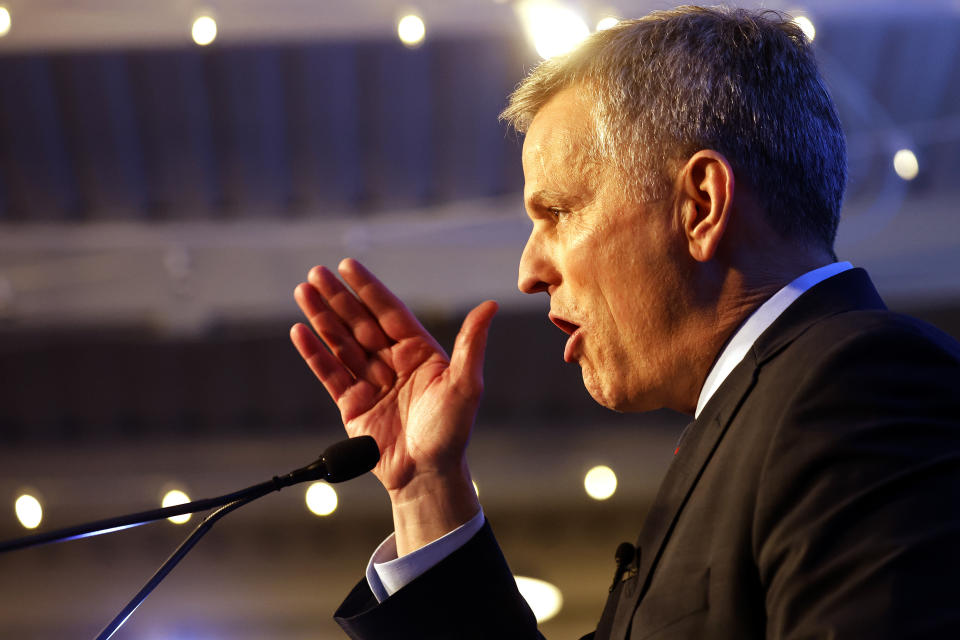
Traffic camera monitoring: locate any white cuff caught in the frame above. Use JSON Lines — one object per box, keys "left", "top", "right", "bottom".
{"left": 365, "top": 508, "right": 485, "bottom": 603}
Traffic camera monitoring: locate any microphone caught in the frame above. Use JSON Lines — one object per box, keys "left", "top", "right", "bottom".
{"left": 0, "top": 434, "right": 381, "bottom": 639}
{"left": 610, "top": 542, "right": 637, "bottom": 592}
{"left": 0, "top": 435, "right": 381, "bottom": 554}
{"left": 291, "top": 434, "right": 381, "bottom": 484}
{"left": 96, "top": 435, "right": 379, "bottom": 640}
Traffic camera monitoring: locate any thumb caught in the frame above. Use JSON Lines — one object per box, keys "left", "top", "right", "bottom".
{"left": 449, "top": 300, "right": 499, "bottom": 395}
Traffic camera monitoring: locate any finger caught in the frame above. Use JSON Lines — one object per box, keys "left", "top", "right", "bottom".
{"left": 294, "top": 281, "right": 370, "bottom": 377}
{"left": 308, "top": 265, "right": 394, "bottom": 353}
{"left": 294, "top": 282, "right": 396, "bottom": 388}
{"left": 338, "top": 258, "right": 442, "bottom": 350}
{"left": 448, "top": 300, "right": 499, "bottom": 397}
{"left": 290, "top": 323, "right": 382, "bottom": 424}
{"left": 289, "top": 323, "right": 356, "bottom": 401}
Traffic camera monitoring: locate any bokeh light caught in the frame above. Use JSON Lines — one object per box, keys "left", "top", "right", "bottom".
{"left": 397, "top": 14, "right": 426, "bottom": 47}
{"left": 192, "top": 16, "right": 217, "bottom": 46}
{"left": 596, "top": 16, "right": 620, "bottom": 31}
{"left": 584, "top": 465, "right": 617, "bottom": 500}
{"left": 162, "top": 489, "right": 192, "bottom": 524}
{"left": 0, "top": 7, "right": 11, "bottom": 38}
{"left": 893, "top": 148, "right": 919, "bottom": 180}
{"left": 517, "top": 1, "right": 590, "bottom": 59}
{"left": 515, "top": 575, "right": 563, "bottom": 622}
{"left": 15, "top": 494, "right": 42, "bottom": 529}
{"left": 793, "top": 15, "right": 816, "bottom": 42}
{"left": 306, "top": 482, "right": 338, "bottom": 516}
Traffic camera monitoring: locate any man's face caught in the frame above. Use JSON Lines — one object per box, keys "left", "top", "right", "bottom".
{"left": 518, "top": 87, "right": 693, "bottom": 412}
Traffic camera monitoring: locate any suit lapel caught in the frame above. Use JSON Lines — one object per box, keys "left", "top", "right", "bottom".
{"left": 604, "top": 357, "right": 760, "bottom": 637}
{"left": 603, "top": 268, "right": 887, "bottom": 638}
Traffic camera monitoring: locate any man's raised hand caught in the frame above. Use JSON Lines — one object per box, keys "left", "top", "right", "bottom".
{"left": 290, "top": 258, "right": 497, "bottom": 554}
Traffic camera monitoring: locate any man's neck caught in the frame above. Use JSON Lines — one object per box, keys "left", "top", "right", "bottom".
{"left": 673, "top": 253, "right": 836, "bottom": 414}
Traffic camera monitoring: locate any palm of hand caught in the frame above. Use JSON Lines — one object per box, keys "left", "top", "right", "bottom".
{"left": 341, "top": 340, "right": 474, "bottom": 493}
{"left": 290, "top": 259, "right": 496, "bottom": 497}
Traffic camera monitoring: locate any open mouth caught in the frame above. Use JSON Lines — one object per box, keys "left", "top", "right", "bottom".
{"left": 550, "top": 315, "right": 580, "bottom": 336}
{"left": 550, "top": 314, "right": 584, "bottom": 363}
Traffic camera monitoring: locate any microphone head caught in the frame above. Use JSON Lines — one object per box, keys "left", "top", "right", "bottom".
{"left": 615, "top": 541, "right": 636, "bottom": 566}
{"left": 321, "top": 436, "right": 380, "bottom": 483}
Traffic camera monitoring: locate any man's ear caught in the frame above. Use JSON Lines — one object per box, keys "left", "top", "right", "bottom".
{"left": 677, "top": 150, "right": 735, "bottom": 263}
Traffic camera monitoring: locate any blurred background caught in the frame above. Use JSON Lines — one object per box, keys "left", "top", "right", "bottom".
{"left": 1, "top": 0, "right": 958, "bottom": 638}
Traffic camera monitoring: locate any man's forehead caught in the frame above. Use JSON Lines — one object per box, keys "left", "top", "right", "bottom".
{"left": 521, "top": 87, "right": 596, "bottom": 180}
{"left": 523, "top": 88, "right": 591, "bottom": 153}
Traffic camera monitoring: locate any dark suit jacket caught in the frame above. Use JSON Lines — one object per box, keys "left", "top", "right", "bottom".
{"left": 335, "top": 269, "right": 960, "bottom": 639}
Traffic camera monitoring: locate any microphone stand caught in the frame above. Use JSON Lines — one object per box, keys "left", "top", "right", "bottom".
{"left": 0, "top": 435, "right": 380, "bottom": 640}
{"left": 95, "top": 495, "right": 254, "bottom": 640}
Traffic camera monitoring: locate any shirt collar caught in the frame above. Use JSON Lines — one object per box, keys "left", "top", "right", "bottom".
{"left": 694, "top": 261, "right": 853, "bottom": 418}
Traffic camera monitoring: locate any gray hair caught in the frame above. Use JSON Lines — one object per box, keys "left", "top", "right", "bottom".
{"left": 501, "top": 6, "right": 847, "bottom": 252}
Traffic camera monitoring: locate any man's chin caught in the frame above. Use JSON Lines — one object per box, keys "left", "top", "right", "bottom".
{"left": 581, "top": 369, "right": 654, "bottom": 414}
{"left": 580, "top": 366, "right": 647, "bottom": 413}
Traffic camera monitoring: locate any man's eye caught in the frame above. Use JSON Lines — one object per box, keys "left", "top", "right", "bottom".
{"left": 548, "top": 207, "right": 567, "bottom": 219}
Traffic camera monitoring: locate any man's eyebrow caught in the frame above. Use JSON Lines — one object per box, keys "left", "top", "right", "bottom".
{"left": 526, "top": 190, "right": 590, "bottom": 207}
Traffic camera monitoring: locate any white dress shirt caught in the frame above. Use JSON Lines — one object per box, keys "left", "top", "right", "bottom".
{"left": 367, "top": 261, "right": 854, "bottom": 602}
{"left": 695, "top": 261, "right": 852, "bottom": 417}
{"left": 367, "top": 509, "right": 486, "bottom": 601}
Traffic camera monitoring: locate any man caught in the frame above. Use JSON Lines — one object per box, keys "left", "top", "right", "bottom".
{"left": 290, "top": 6, "right": 960, "bottom": 639}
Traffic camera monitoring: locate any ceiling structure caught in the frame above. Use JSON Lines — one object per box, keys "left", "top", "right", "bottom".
{"left": 0, "top": 1, "right": 959, "bottom": 331}
{"left": 1, "top": 2, "right": 960, "bottom": 638}
{"left": 0, "top": 1, "right": 958, "bottom": 51}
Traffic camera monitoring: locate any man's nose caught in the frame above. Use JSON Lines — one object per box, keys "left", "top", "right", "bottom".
{"left": 518, "top": 231, "right": 557, "bottom": 295}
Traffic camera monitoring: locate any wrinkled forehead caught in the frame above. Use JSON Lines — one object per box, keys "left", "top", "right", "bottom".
{"left": 521, "top": 88, "right": 600, "bottom": 192}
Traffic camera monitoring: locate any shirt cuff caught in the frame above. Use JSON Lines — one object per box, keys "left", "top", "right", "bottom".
{"left": 365, "top": 508, "right": 485, "bottom": 603}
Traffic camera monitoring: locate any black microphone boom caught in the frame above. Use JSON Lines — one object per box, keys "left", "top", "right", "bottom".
{"left": 0, "top": 435, "right": 379, "bottom": 640}
{"left": 0, "top": 434, "right": 381, "bottom": 553}
{"left": 93, "top": 435, "right": 379, "bottom": 640}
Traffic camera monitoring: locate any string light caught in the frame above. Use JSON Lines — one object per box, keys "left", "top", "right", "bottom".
{"left": 515, "top": 576, "right": 563, "bottom": 622}
{"left": 397, "top": 14, "right": 426, "bottom": 47}
{"left": 0, "top": 6, "right": 11, "bottom": 38}
{"left": 15, "top": 494, "right": 42, "bottom": 529}
{"left": 517, "top": 1, "right": 590, "bottom": 59}
{"left": 306, "top": 482, "right": 338, "bottom": 516}
{"left": 192, "top": 15, "right": 217, "bottom": 46}
{"left": 162, "top": 490, "right": 192, "bottom": 524}
{"left": 792, "top": 15, "right": 816, "bottom": 42}
{"left": 584, "top": 465, "right": 617, "bottom": 500}
{"left": 596, "top": 16, "right": 619, "bottom": 31}
{"left": 893, "top": 149, "right": 919, "bottom": 180}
